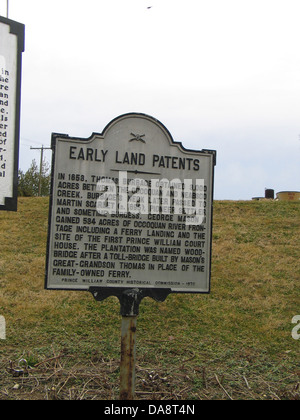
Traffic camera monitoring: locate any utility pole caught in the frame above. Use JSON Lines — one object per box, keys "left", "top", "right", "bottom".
{"left": 30, "top": 146, "right": 51, "bottom": 196}
{"left": 6, "top": 0, "right": 9, "bottom": 18}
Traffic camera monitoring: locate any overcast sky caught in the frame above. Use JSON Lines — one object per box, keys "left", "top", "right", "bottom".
{"left": 1, "top": 0, "right": 300, "bottom": 199}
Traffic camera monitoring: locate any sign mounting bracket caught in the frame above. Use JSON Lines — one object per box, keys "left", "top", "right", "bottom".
{"left": 89, "top": 286, "right": 171, "bottom": 317}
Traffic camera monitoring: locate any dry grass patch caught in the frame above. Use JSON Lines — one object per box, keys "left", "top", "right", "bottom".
{"left": 0, "top": 198, "right": 299, "bottom": 399}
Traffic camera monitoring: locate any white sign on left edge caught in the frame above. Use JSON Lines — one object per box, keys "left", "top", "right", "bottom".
{"left": 0, "top": 17, "right": 24, "bottom": 211}
{"left": 0, "top": 315, "right": 5, "bottom": 340}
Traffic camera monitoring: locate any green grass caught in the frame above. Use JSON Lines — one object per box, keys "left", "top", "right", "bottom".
{"left": 0, "top": 198, "right": 299, "bottom": 400}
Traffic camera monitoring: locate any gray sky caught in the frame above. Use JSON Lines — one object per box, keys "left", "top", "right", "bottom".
{"left": 1, "top": 0, "right": 300, "bottom": 199}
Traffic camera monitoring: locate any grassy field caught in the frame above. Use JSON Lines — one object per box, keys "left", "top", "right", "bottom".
{"left": 0, "top": 197, "right": 299, "bottom": 400}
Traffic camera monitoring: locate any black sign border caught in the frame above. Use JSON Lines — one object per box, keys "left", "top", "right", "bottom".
{"left": 0, "top": 16, "right": 25, "bottom": 212}
{"left": 45, "top": 113, "right": 217, "bottom": 300}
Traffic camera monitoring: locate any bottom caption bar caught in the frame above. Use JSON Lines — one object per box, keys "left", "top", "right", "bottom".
{"left": 102, "top": 402, "right": 199, "bottom": 417}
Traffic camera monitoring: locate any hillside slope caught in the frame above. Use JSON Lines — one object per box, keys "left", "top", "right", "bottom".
{"left": 0, "top": 198, "right": 299, "bottom": 400}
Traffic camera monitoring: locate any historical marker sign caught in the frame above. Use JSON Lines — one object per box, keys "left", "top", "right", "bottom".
{"left": 45, "top": 113, "right": 216, "bottom": 295}
{"left": 0, "top": 17, "right": 24, "bottom": 211}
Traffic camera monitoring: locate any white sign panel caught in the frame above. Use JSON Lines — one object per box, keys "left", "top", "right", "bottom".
{"left": 0, "top": 17, "right": 24, "bottom": 211}
{"left": 45, "top": 114, "right": 216, "bottom": 294}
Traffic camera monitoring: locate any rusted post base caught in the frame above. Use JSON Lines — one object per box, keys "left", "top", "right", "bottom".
{"left": 89, "top": 287, "right": 171, "bottom": 400}
{"left": 119, "top": 289, "right": 140, "bottom": 400}
{"left": 120, "top": 315, "right": 137, "bottom": 400}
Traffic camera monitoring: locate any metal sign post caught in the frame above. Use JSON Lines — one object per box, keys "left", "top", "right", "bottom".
{"left": 119, "top": 289, "right": 140, "bottom": 400}
{"left": 120, "top": 315, "right": 137, "bottom": 400}
{"left": 90, "top": 287, "right": 170, "bottom": 399}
